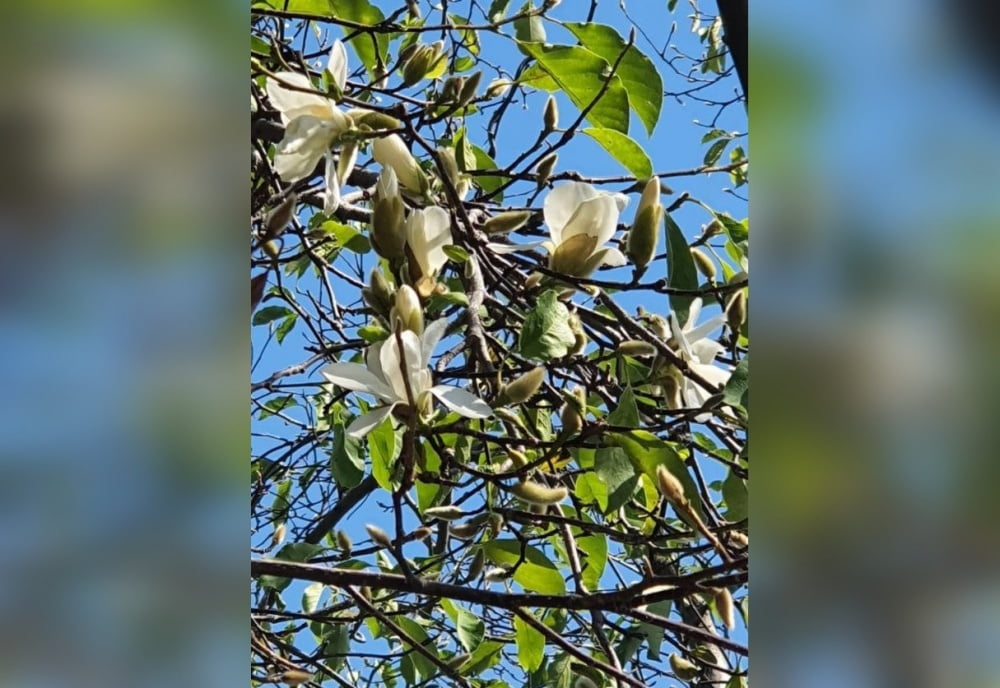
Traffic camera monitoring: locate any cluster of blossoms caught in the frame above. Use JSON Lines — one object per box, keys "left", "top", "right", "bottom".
{"left": 263, "top": 41, "right": 735, "bottom": 424}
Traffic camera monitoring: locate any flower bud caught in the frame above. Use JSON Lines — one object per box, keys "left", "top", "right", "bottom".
{"left": 726, "top": 289, "right": 747, "bottom": 334}
{"left": 506, "top": 448, "right": 529, "bottom": 469}
{"left": 483, "top": 210, "right": 533, "bottom": 234}
{"left": 467, "top": 549, "right": 486, "bottom": 579}
{"left": 346, "top": 108, "right": 402, "bottom": 132}
{"left": 617, "top": 339, "right": 658, "bottom": 357}
{"left": 335, "top": 529, "right": 352, "bottom": 555}
{"left": 373, "top": 134, "right": 428, "bottom": 195}
{"left": 392, "top": 284, "right": 424, "bottom": 334}
{"left": 728, "top": 530, "right": 749, "bottom": 547}
{"left": 436, "top": 146, "right": 462, "bottom": 190}
{"left": 449, "top": 521, "right": 482, "bottom": 539}
{"left": 365, "top": 524, "right": 392, "bottom": 548}
{"left": 485, "top": 78, "right": 512, "bottom": 99}
{"left": 411, "top": 526, "right": 433, "bottom": 541}
{"left": 535, "top": 152, "right": 558, "bottom": 187}
{"left": 524, "top": 272, "right": 544, "bottom": 289}
{"left": 263, "top": 240, "right": 281, "bottom": 260}
{"left": 264, "top": 193, "right": 297, "bottom": 238}
{"left": 448, "top": 652, "right": 471, "bottom": 669}
{"left": 669, "top": 654, "right": 699, "bottom": 680}
{"left": 549, "top": 233, "right": 599, "bottom": 276}
{"left": 272, "top": 522, "right": 286, "bottom": 548}
{"left": 702, "top": 218, "right": 724, "bottom": 238}
{"left": 714, "top": 586, "right": 736, "bottom": 630}
{"left": 424, "top": 505, "right": 466, "bottom": 521}
{"left": 458, "top": 70, "right": 482, "bottom": 106}
{"left": 401, "top": 45, "right": 434, "bottom": 86}
{"left": 441, "top": 76, "right": 464, "bottom": 103}
{"left": 543, "top": 95, "right": 559, "bottom": 133}
{"left": 656, "top": 464, "right": 687, "bottom": 506}
{"left": 280, "top": 669, "right": 314, "bottom": 685}
{"left": 483, "top": 567, "right": 510, "bottom": 582}
{"left": 363, "top": 269, "right": 394, "bottom": 320}
{"left": 337, "top": 141, "right": 359, "bottom": 186}
{"left": 510, "top": 480, "right": 569, "bottom": 505}
{"left": 498, "top": 366, "right": 546, "bottom": 405}
{"left": 371, "top": 168, "right": 406, "bottom": 260}
{"left": 661, "top": 369, "right": 682, "bottom": 409}
{"left": 560, "top": 400, "right": 582, "bottom": 435}
{"left": 626, "top": 177, "right": 663, "bottom": 271}
{"left": 487, "top": 512, "right": 504, "bottom": 537}
{"left": 691, "top": 247, "right": 716, "bottom": 281}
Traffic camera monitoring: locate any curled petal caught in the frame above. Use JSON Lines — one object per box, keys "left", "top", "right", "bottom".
{"left": 321, "top": 362, "right": 394, "bottom": 401}
{"left": 323, "top": 152, "right": 341, "bottom": 215}
{"left": 420, "top": 318, "right": 449, "bottom": 367}
{"left": 346, "top": 405, "right": 396, "bottom": 439}
{"left": 544, "top": 181, "right": 600, "bottom": 243}
{"left": 560, "top": 195, "right": 621, "bottom": 246}
{"left": 381, "top": 329, "right": 425, "bottom": 403}
{"left": 431, "top": 385, "right": 493, "bottom": 419}
{"left": 327, "top": 40, "right": 348, "bottom": 94}
{"left": 266, "top": 73, "right": 332, "bottom": 124}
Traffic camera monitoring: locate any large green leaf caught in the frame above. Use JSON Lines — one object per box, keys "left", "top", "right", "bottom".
{"left": 330, "top": 422, "right": 364, "bottom": 488}
{"left": 519, "top": 290, "right": 576, "bottom": 361}
{"left": 482, "top": 540, "right": 565, "bottom": 594}
{"left": 368, "top": 417, "right": 400, "bottom": 491}
{"left": 395, "top": 617, "right": 438, "bottom": 680}
{"left": 514, "top": 612, "right": 545, "bottom": 672}
{"left": 582, "top": 128, "right": 652, "bottom": 178}
{"left": 722, "top": 469, "right": 748, "bottom": 522}
{"left": 564, "top": 23, "right": 663, "bottom": 135}
{"left": 612, "top": 430, "right": 705, "bottom": 522}
{"left": 253, "top": 0, "right": 332, "bottom": 17}
{"left": 471, "top": 145, "right": 505, "bottom": 201}
{"left": 594, "top": 447, "right": 638, "bottom": 515}
{"left": 335, "top": 0, "right": 389, "bottom": 76}
{"left": 517, "top": 42, "right": 630, "bottom": 133}
{"left": 575, "top": 531, "right": 607, "bottom": 591}
{"left": 723, "top": 357, "right": 749, "bottom": 408}
{"left": 665, "top": 211, "right": 698, "bottom": 325}
{"left": 573, "top": 471, "right": 608, "bottom": 512}
{"left": 607, "top": 386, "right": 639, "bottom": 427}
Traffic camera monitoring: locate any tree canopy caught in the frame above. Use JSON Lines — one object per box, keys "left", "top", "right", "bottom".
{"left": 251, "top": 1, "right": 747, "bottom": 686}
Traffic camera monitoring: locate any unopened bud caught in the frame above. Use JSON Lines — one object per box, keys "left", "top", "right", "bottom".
{"left": 571, "top": 329, "right": 589, "bottom": 356}
{"left": 487, "top": 512, "right": 504, "bottom": 537}
{"left": 263, "top": 239, "right": 281, "bottom": 260}
{"left": 448, "top": 652, "right": 471, "bottom": 669}
{"left": 691, "top": 247, "right": 716, "bottom": 281}
{"left": 265, "top": 193, "right": 297, "bottom": 238}
{"left": 728, "top": 530, "right": 749, "bottom": 547}
{"left": 626, "top": 177, "right": 663, "bottom": 271}
{"left": 346, "top": 109, "right": 402, "bottom": 132}
{"left": 411, "top": 526, "right": 433, "bottom": 541}
{"left": 272, "top": 522, "right": 286, "bottom": 548}
{"left": 656, "top": 464, "right": 687, "bottom": 506}
{"left": 485, "top": 78, "right": 512, "bottom": 99}
{"left": 467, "top": 549, "right": 486, "bottom": 579}
{"left": 550, "top": 233, "right": 599, "bottom": 277}
{"left": 524, "top": 272, "right": 544, "bottom": 289}
{"left": 703, "top": 218, "right": 725, "bottom": 238}
{"left": 506, "top": 449, "right": 529, "bottom": 469}
{"left": 560, "top": 401, "right": 582, "bottom": 435}
{"left": 458, "top": 71, "right": 482, "bottom": 106}
{"left": 365, "top": 524, "right": 392, "bottom": 548}
{"left": 402, "top": 45, "right": 434, "bottom": 86}
{"left": 484, "top": 567, "right": 510, "bottom": 582}
{"left": 371, "top": 168, "right": 406, "bottom": 260}
{"left": 543, "top": 95, "right": 559, "bottom": 132}
{"left": 499, "top": 366, "right": 546, "bottom": 405}
{"left": 392, "top": 284, "right": 424, "bottom": 334}
{"left": 618, "top": 340, "right": 658, "bottom": 357}
{"left": 483, "top": 210, "right": 533, "bottom": 234}
{"left": 714, "top": 587, "right": 736, "bottom": 630}
{"left": 535, "top": 153, "right": 558, "bottom": 187}
{"left": 669, "top": 654, "right": 699, "bottom": 680}
{"left": 449, "top": 521, "right": 482, "bottom": 539}
{"left": 424, "top": 505, "right": 466, "bottom": 521}
{"left": 726, "top": 289, "right": 747, "bottom": 334}
{"left": 332, "top": 530, "right": 352, "bottom": 555}
{"left": 509, "top": 480, "right": 568, "bottom": 505}
{"left": 441, "top": 76, "right": 464, "bottom": 102}
{"left": 280, "top": 668, "right": 314, "bottom": 685}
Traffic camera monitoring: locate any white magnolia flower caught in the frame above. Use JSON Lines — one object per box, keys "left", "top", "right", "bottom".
{"left": 405, "top": 206, "right": 452, "bottom": 289}
{"left": 668, "top": 298, "right": 731, "bottom": 419}
{"left": 488, "top": 181, "right": 629, "bottom": 277}
{"left": 321, "top": 318, "right": 492, "bottom": 438}
{"left": 372, "top": 134, "right": 428, "bottom": 194}
{"left": 266, "top": 40, "right": 352, "bottom": 183}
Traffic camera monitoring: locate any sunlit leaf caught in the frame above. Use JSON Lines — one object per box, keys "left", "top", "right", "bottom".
{"left": 666, "top": 211, "right": 698, "bottom": 324}
{"left": 514, "top": 612, "right": 545, "bottom": 672}
{"left": 482, "top": 540, "right": 566, "bottom": 594}
{"left": 582, "top": 128, "right": 653, "bottom": 178}
{"left": 519, "top": 290, "right": 576, "bottom": 361}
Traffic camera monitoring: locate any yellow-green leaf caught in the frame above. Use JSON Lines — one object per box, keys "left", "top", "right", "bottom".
{"left": 582, "top": 128, "right": 652, "bottom": 178}
{"left": 514, "top": 613, "right": 545, "bottom": 672}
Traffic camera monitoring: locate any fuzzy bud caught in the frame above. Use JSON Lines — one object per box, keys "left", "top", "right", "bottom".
{"left": 467, "top": 549, "right": 486, "bottom": 579}
{"left": 543, "top": 95, "right": 559, "bottom": 132}
{"left": 669, "top": 654, "right": 699, "bottom": 681}
{"left": 487, "top": 512, "right": 504, "bottom": 537}
{"left": 401, "top": 45, "right": 435, "bottom": 86}
{"left": 483, "top": 210, "right": 533, "bottom": 235}
{"left": 559, "top": 400, "right": 582, "bottom": 436}
{"left": 458, "top": 71, "right": 482, "bottom": 106}
{"left": 448, "top": 652, "right": 471, "bottom": 669}
{"left": 371, "top": 168, "right": 407, "bottom": 260}
{"left": 272, "top": 522, "right": 286, "bottom": 548}
{"left": 485, "top": 78, "right": 512, "bottom": 99}
{"left": 550, "top": 233, "right": 599, "bottom": 277}
{"left": 263, "top": 240, "right": 281, "bottom": 260}
{"left": 617, "top": 340, "right": 658, "bottom": 357}
{"left": 335, "top": 529, "right": 352, "bottom": 555}
{"left": 702, "top": 218, "right": 725, "bottom": 238}
{"left": 726, "top": 289, "right": 747, "bottom": 334}
{"left": 506, "top": 449, "right": 529, "bottom": 469}
{"left": 498, "top": 366, "right": 546, "bottom": 405}
{"left": 728, "top": 530, "right": 749, "bottom": 547}
{"left": 280, "top": 669, "right": 314, "bottom": 685}
{"left": 691, "top": 247, "right": 717, "bottom": 281}
{"left": 510, "top": 480, "right": 569, "bottom": 505}
{"left": 449, "top": 521, "right": 482, "bottom": 539}
{"left": 534, "top": 152, "right": 558, "bottom": 187}
{"left": 365, "top": 524, "right": 392, "bottom": 548}
{"left": 440, "top": 75, "right": 464, "bottom": 103}
{"left": 411, "top": 526, "right": 433, "bottom": 541}
{"left": 656, "top": 464, "right": 687, "bottom": 506}
{"left": 714, "top": 586, "right": 736, "bottom": 629}
{"left": 392, "top": 284, "right": 424, "bottom": 335}
{"left": 264, "top": 193, "right": 297, "bottom": 239}
{"left": 424, "top": 505, "right": 466, "bottom": 521}
{"left": 483, "top": 567, "right": 510, "bottom": 582}
{"left": 625, "top": 177, "right": 663, "bottom": 271}
{"left": 346, "top": 108, "right": 402, "bottom": 132}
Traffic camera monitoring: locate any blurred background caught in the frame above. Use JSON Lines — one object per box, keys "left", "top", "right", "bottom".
{"left": 0, "top": 0, "right": 997, "bottom": 685}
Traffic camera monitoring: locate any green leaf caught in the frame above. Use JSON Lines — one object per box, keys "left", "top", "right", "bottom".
{"left": 564, "top": 23, "right": 663, "bottom": 135}
{"left": 582, "top": 128, "right": 652, "bottom": 178}
{"left": 704, "top": 138, "right": 729, "bottom": 166}
{"left": 395, "top": 617, "right": 438, "bottom": 680}
{"left": 334, "top": 0, "right": 389, "bottom": 76}
{"left": 574, "top": 471, "right": 608, "bottom": 511}
{"left": 455, "top": 606, "right": 485, "bottom": 653}
{"left": 517, "top": 42, "right": 630, "bottom": 133}
{"left": 253, "top": 0, "right": 332, "bottom": 17}
{"left": 640, "top": 601, "right": 672, "bottom": 659}
{"left": 463, "top": 640, "right": 505, "bottom": 676}
{"left": 358, "top": 324, "right": 389, "bottom": 343}
{"left": 519, "top": 290, "right": 576, "bottom": 361}
{"left": 665, "top": 212, "right": 698, "bottom": 325}
{"left": 612, "top": 430, "right": 705, "bottom": 523}
{"left": 253, "top": 305, "right": 292, "bottom": 326}
{"left": 594, "top": 447, "right": 638, "bottom": 514}
{"left": 368, "top": 417, "right": 400, "bottom": 491}
{"left": 513, "top": 2, "right": 545, "bottom": 46}
{"left": 302, "top": 581, "right": 324, "bottom": 613}
{"left": 576, "top": 531, "right": 607, "bottom": 591}
{"left": 722, "top": 469, "right": 748, "bottom": 521}
{"left": 488, "top": 0, "right": 511, "bottom": 22}
{"left": 471, "top": 145, "right": 505, "bottom": 200}
{"left": 716, "top": 213, "right": 749, "bottom": 245}
{"left": 275, "top": 314, "right": 297, "bottom": 343}
{"left": 723, "top": 357, "right": 749, "bottom": 407}
{"left": 330, "top": 423, "right": 364, "bottom": 488}
{"left": 275, "top": 542, "right": 324, "bottom": 562}
{"left": 260, "top": 394, "right": 298, "bottom": 419}
{"left": 607, "top": 386, "right": 639, "bottom": 427}
{"left": 482, "top": 540, "right": 566, "bottom": 594}
{"left": 514, "top": 612, "right": 545, "bottom": 672}
{"left": 322, "top": 220, "right": 371, "bottom": 254}
{"left": 443, "top": 244, "right": 470, "bottom": 262}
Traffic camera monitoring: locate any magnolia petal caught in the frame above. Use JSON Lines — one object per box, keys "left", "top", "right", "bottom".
{"left": 431, "top": 385, "right": 493, "bottom": 419}
{"left": 373, "top": 134, "right": 424, "bottom": 192}
{"left": 550, "top": 234, "right": 599, "bottom": 276}
{"left": 598, "top": 247, "right": 627, "bottom": 267}
{"left": 560, "top": 195, "right": 620, "bottom": 246}
{"left": 321, "top": 362, "right": 394, "bottom": 401}
{"left": 346, "top": 404, "right": 396, "bottom": 439}
{"left": 487, "top": 240, "right": 546, "bottom": 254}
{"left": 408, "top": 206, "right": 453, "bottom": 276}
{"left": 612, "top": 192, "right": 630, "bottom": 212}
{"left": 337, "top": 141, "right": 358, "bottom": 186}
{"left": 420, "top": 317, "right": 449, "bottom": 367}
{"left": 381, "top": 329, "right": 425, "bottom": 403}
{"left": 266, "top": 73, "right": 331, "bottom": 124}
{"left": 685, "top": 314, "right": 727, "bottom": 346}
{"left": 685, "top": 298, "right": 704, "bottom": 329}
{"left": 544, "top": 181, "right": 600, "bottom": 243}
{"left": 691, "top": 338, "right": 725, "bottom": 365}
{"left": 327, "top": 40, "right": 348, "bottom": 94}
{"left": 323, "top": 152, "right": 341, "bottom": 215}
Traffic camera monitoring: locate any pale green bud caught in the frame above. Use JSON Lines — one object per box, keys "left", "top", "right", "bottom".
{"left": 543, "top": 95, "right": 559, "bottom": 132}
{"left": 424, "top": 505, "right": 465, "bottom": 521}
{"left": 264, "top": 193, "right": 297, "bottom": 238}
{"left": 626, "top": 177, "right": 663, "bottom": 270}
{"left": 392, "top": 284, "right": 424, "bottom": 334}
{"left": 656, "top": 465, "right": 687, "bottom": 506}
{"left": 467, "top": 549, "right": 486, "bottom": 579}
{"left": 483, "top": 210, "right": 533, "bottom": 234}
{"left": 618, "top": 340, "right": 658, "bottom": 357}
{"left": 483, "top": 567, "right": 509, "bottom": 582}
{"left": 669, "top": 654, "right": 699, "bottom": 681}
{"left": 370, "top": 167, "right": 407, "bottom": 260}
{"left": 535, "top": 152, "right": 558, "bottom": 187}
{"left": 485, "top": 78, "right": 512, "bottom": 99}
{"left": 280, "top": 669, "right": 314, "bottom": 685}
{"left": 510, "top": 480, "right": 568, "bottom": 505}
{"left": 402, "top": 45, "right": 434, "bottom": 86}
{"left": 726, "top": 289, "right": 747, "bottom": 334}
{"left": 714, "top": 586, "right": 736, "bottom": 630}
{"left": 346, "top": 108, "right": 402, "bottom": 132}
{"left": 549, "top": 233, "right": 599, "bottom": 276}
{"left": 365, "top": 524, "right": 392, "bottom": 548}
{"left": 498, "top": 366, "right": 546, "bottom": 405}
{"left": 335, "top": 529, "right": 352, "bottom": 555}
{"left": 458, "top": 70, "right": 482, "bottom": 106}
{"left": 691, "top": 247, "right": 716, "bottom": 281}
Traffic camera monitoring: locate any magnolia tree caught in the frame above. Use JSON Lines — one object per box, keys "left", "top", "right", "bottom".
{"left": 251, "top": 1, "right": 748, "bottom": 686}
